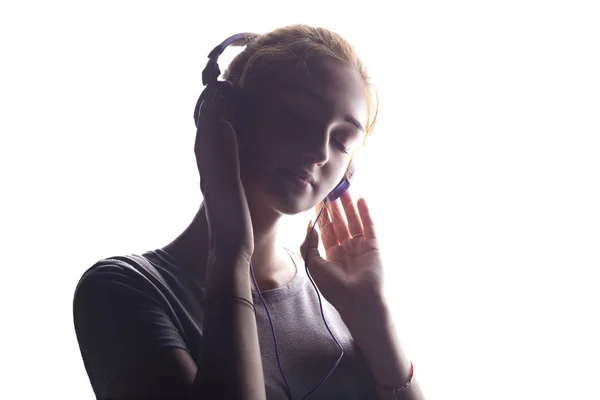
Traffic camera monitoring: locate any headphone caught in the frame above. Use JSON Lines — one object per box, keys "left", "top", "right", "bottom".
{"left": 195, "top": 32, "right": 356, "bottom": 399}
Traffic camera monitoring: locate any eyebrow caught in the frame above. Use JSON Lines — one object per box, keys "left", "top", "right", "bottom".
{"left": 290, "top": 88, "right": 365, "bottom": 132}
{"left": 344, "top": 115, "right": 365, "bottom": 132}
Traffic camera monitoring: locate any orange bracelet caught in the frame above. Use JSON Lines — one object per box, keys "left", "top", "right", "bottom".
{"left": 374, "top": 361, "right": 414, "bottom": 397}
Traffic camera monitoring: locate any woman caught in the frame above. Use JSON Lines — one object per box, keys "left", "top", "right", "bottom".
{"left": 73, "top": 24, "right": 425, "bottom": 400}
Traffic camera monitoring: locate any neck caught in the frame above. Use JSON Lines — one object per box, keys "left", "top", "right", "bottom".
{"left": 161, "top": 200, "right": 296, "bottom": 292}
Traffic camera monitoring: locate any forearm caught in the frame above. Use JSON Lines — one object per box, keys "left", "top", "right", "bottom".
{"left": 343, "top": 294, "right": 425, "bottom": 400}
{"left": 193, "top": 252, "right": 266, "bottom": 399}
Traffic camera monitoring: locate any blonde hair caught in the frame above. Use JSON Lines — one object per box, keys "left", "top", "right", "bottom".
{"left": 222, "top": 24, "right": 379, "bottom": 216}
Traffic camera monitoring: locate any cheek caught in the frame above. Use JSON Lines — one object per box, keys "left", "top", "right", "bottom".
{"left": 237, "top": 126, "right": 284, "bottom": 178}
{"left": 245, "top": 120, "right": 290, "bottom": 160}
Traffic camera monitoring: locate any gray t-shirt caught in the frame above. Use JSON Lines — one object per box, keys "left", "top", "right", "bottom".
{"left": 73, "top": 247, "right": 378, "bottom": 399}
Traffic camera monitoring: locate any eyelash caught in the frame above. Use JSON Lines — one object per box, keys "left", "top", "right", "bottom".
{"left": 335, "top": 141, "right": 350, "bottom": 154}
{"left": 284, "top": 108, "right": 350, "bottom": 154}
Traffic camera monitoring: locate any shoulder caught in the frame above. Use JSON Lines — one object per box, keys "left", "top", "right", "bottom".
{"left": 73, "top": 252, "right": 164, "bottom": 305}
{"left": 72, "top": 253, "right": 195, "bottom": 398}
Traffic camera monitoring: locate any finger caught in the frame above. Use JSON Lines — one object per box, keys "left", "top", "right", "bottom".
{"left": 316, "top": 204, "right": 339, "bottom": 250}
{"left": 197, "top": 96, "right": 216, "bottom": 134}
{"left": 211, "top": 84, "right": 221, "bottom": 105}
{"left": 357, "top": 197, "right": 377, "bottom": 240}
{"left": 300, "top": 220, "right": 323, "bottom": 263}
{"left": 196, "top": 99, "right": 206, "bottom": 125}
{"left": 330, "top": 199, "right": 351, "bottom": 242}
{"left": 300, "top": 221, "right": 339, "bottom": 283}
{"left": 340, "top": 191, "right": 364, "bottom": 238}
{"left": 198, "top": 86, "right": 228, "bottom": 142}
{"left": 195, "top": 100, "right": 213, "bottom": 153}
{"left": 212, "top": 86, "right": 228, "bottom": 115}
{"left": 198, "top": 83, "right": 221, "bottom": 120}
{"left": 198, "top": 118, "right": 240, "bottom": 191}
{"left": 216, "top": 117, "right": 240, "bottom": 165}
{"left": 206, "top": 81, "right": 221, "bottom": 100}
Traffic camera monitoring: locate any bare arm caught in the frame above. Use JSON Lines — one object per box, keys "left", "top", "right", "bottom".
{"left": 192, "top": 251, "right": 266, "bottom": 399}
{"left": 342, "top": 293, "right": 425, "bottom": 400}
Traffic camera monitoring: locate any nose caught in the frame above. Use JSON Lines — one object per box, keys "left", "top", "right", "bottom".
{"left": 299, "top": 126, "right": 331, "bottom": 166}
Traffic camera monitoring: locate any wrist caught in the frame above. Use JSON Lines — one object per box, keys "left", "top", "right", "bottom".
{"left": 204, "top": 251, "right": 253, "bottom": 299}
{"left": 373, "top": 361, "right": 415, "bottom": 398}
{"left": 338, "top": 290, "right": 387, "bottom": 331}
{"left": 204, "top": 295, "right": 256, "bottom": 315}
{"left": 340, "top": 294, "right": 414, "bottom": 397}
{"left": 209, "top": 245, "right": 253, "bottom": 265}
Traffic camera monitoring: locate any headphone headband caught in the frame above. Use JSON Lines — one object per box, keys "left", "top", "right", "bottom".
{"left": 202, "top": 32, "right": 257, "bottom": 85}
{"left": 195, "top": 32, "right": 256, "bottom": 126}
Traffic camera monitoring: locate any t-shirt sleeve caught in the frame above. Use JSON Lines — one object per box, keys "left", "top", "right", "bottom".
{"left": 73, "top": 263, "right": 189, "bottom": 398}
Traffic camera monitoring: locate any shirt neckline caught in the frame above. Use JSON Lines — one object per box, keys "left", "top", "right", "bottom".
{"left": 147, "top": 247, "right": 307, "bottom": 304}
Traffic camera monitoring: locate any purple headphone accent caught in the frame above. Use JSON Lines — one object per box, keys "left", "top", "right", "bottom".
{"left": 327, "top": 164, "right": 355, "bottom": 203}
{"left": 196, "top": 33, "right": 357, "bottom": 399}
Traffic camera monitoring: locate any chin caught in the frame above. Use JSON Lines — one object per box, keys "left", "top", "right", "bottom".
{"left": 253, "top": 185, "right": 313, "bottom": 215}
{"left": 255, "top": 183, "right": 321, "bottom": 217}
{"left": 273, "top": 197, "right": 315, "bottom": 216}
{"left": 243, "top": 167, "right": 326, "bottom": 216}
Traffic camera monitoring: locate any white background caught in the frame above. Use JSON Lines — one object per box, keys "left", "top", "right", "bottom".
{"left": 1, "top": 1, "right": 599, "bottom": 399}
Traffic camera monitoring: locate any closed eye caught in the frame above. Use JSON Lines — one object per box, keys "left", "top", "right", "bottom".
{"left": 333, "top": 139, "right": 350, "bottom": 154}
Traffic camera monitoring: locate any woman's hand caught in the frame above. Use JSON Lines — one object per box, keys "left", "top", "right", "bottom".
{"left": 299, "top": 190, "right": 385, "bottom": 320}
{"left": 195, "top": 82, "right": 254, "bottom": 261}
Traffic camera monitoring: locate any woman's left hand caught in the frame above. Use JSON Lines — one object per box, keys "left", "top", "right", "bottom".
{"left": 300, "top": 191, "right": 384, "bottom": 320}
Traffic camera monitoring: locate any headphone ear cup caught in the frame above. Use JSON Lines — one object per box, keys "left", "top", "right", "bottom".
{"left": 327, "top": 177, "right": 350, "bottom": 203}
{"left": 326, "top": 165, "right": 356, "bottom": 202}
{"left": 218, "top": 80, "right": 240, "bottom": 107}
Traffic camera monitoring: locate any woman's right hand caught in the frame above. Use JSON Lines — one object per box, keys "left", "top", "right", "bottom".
{"left": 195, "top": 82, "right": 254, "bottom": 263}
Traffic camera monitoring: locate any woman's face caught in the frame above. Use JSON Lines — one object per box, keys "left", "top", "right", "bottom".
{"left": 236, "top": 56, "right": 368, "bottom": 215}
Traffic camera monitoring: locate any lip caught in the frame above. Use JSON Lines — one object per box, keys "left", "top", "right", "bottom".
{"left": 282, "top": 167, "right": 315, "bottom": 184}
